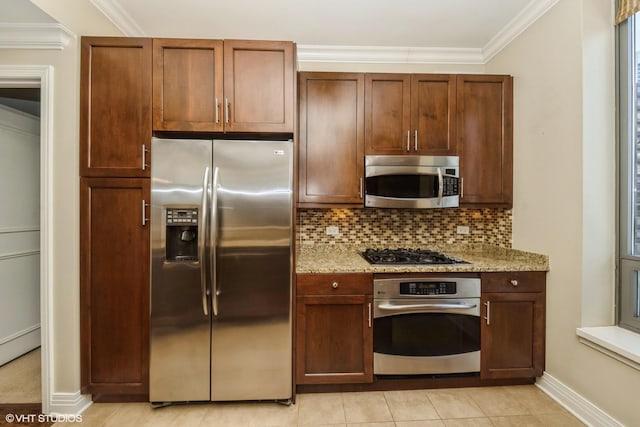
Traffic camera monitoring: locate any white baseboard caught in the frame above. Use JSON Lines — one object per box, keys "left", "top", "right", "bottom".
{"left": 0, "top": 325, "right": 40, "bottom": 365}
{"left": 536, "top": 372, "right": 624, "bottom": 427}
{"left": 48, "top": 391, "right": 92, "bottom": 416}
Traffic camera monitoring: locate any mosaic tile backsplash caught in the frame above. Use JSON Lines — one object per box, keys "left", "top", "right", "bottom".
{"left": 297, "top": 208, "right": 512, "bottom": 248}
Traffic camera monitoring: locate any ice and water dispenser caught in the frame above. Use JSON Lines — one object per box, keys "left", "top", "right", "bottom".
{"left": 165, "top": 207, "right": 198, "bottom": 261}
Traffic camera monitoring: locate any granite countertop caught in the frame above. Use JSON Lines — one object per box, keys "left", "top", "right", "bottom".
{"left": 296, "top": 243, "right": 549, "bottom": 274}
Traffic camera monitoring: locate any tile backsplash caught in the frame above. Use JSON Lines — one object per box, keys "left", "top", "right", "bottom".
{"left": 297, "top": 208, "right": 512, "bottom": 248}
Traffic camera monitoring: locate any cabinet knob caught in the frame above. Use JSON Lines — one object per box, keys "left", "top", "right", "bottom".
{"left": 510, "top": 279, "right": 519, "bottom": 287}
{"left": 331, "top": 281, "right": 339, "bottom": 289}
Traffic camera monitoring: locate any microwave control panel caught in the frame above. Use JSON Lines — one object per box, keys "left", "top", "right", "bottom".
{"left": 442, "top": 176, "right": 459, "bottom": 197}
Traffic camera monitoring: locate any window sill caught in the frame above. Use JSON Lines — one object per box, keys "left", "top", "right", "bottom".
{"left": 576, "top": 326, "right": 640, "bottom": 371}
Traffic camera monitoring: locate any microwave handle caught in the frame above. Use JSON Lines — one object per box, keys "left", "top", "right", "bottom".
{"left": 437, "top": 167, "right": 443, "bottom": 206}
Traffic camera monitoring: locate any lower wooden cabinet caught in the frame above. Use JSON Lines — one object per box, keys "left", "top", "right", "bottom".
{"left": 80, "top": 178, "right": 150, "bottom": 399}
{"left": 296, "top": 273, "right": 373, "bottom": 384}
{"left": 480, "top": 272, "right": 545, "bottom": 379}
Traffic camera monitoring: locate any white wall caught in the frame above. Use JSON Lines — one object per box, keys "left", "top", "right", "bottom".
{"left": 0, "top": 105, "right": 41, "bottom": 365}
{"left": 486, "top": 0, "right": 640, "bottom": 425}
{"left": 0, "top": 41, "right": 80, "bottom": 394}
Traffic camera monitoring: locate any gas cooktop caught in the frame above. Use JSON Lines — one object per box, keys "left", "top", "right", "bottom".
{"left": 361, "top": 248, "right": 469, "bottom": 265}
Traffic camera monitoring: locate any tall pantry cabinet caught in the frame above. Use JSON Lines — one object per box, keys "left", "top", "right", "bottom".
{"left": 80, "top": 37, "right": 152, "bottom": 400}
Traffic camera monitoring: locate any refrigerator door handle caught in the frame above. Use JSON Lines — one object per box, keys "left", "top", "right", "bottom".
{"left": 211, "top": 166, "right": 220, "bottom": 317}
{"left": 199, "top": 167, "right": 210, "bottom": 316}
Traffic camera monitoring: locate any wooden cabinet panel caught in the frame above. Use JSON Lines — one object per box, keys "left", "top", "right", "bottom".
{"left": 153, "top": 38, "right": 223, "bottom": 131}
{"left": 364, "top": 74, "right": 455, "bottom": 155}
{"left": 297, "top": 273, "right": 372, "bottom": 295}
{"left": 365, "top": 74, "right": 411, "bottom": 155}
{"left": 152, "top": 38, "right": 293, "bottom": 133}
{"left": 411, "top": 74, "right": 457, "bottom": 155}
{"left": 296, "top": 272, "right": 373, "bottom": 384}
{"left": 482, "top": 271, "right": 545, "bottom": 293}
{"left": 481, "top": 272, "right": 545, "bottom": 380}
{"left": 296, "top": 294, "right": 373, "bottom": 384}
{"left": 458, "top": 75, "right": 513, "bottom": 207}
{"left": 223, "top": 40, "right": 294, "bottom": 133}
{"left": 298, "top": 72, "right": 365, "bottom": 206}
{"left": 80, "top": 37, "right": 151, "bottom": 177}
{"left": 80, "top": 178, "right": 150, "bottom": 398}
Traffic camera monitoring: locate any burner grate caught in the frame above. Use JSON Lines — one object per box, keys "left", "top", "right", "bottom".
{"left": 361, "top": 248, "right": 468, "bottom": 265}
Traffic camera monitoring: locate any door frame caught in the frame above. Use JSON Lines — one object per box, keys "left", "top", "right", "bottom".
{"left": 0, "top": 65, "right": 53, "bottom": 413}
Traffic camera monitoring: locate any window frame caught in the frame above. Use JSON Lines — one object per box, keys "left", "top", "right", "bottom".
{"left": 618, "top": 14, "right": 640, "bottom": 333}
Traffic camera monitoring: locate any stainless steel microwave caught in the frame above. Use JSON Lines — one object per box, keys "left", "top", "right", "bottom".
{"left": 365, "top": 155, "right": 460, "bottom": 209}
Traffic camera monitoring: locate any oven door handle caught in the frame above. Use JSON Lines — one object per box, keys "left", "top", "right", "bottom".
{"left": 377, "top": 302, "right": 477, "bottom": 312}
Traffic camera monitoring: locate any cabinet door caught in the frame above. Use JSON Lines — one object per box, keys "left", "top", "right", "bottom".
{"left": 457, "top": 75, "right": 513, "bottom": 207}
{"left": 364, "top": 74, "right": 411, "bottom": 155}
{"left": 298, "top": 72, "right": 365, "bottom": 206}
{"left": 80, "top": 37, "right": 152, "bottom": 178}
{"left": 296, "top": 294, "right": 373, "bottom": 384}
{"left": 80, "top": 178, "right": 150, "bottom": 398}
{"left": 223, "top": 40, "right": 294, "bottom": 133}
{"left": 411, "top": 74, "right": 457, "bottom": 155}
{"left": 481, "top": 292, "right": 545, "bottom": 379}
{"left": 153, "top": 38, "right": 223, "bottom": 131}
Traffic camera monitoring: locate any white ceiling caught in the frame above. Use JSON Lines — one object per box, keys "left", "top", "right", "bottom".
{"left": 106, "top": 0, "right": 531, "bottom": 47}
{"left": 3, "top": 0, "right": 561, "bottom": 63}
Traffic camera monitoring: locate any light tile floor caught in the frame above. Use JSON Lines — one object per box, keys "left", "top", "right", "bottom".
{"left": 0, "top": 347, "right": 41, "bottom": 403}
{"left": 54, "top": 385, "right": 585, "bottom": 427}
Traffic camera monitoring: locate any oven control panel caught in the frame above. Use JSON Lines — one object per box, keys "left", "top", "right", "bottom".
{"left": 400, "top": 281, "right": 457, "bottom": 295}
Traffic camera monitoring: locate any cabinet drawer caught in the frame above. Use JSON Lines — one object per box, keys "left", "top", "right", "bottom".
{"left": 297, "top": 273, "right": 372, "bottom": 295}
{"left": 481, "top": 272, "right": 545, "bottom": 293}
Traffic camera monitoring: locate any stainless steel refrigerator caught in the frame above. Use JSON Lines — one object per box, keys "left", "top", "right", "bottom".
{"left": 149, "top": 137, "right": 293, "bottom": 403}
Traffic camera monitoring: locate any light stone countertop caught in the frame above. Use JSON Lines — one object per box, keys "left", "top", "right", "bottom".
{"left": 296, "top": 243, "right": 549, "bottom": 274}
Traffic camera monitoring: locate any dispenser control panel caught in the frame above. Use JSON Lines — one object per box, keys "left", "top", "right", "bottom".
{"left": 166, "top": 208, "right": 198, "bottom": 225}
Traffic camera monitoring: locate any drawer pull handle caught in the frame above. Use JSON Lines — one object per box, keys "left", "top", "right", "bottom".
{"left": 331, "top": 281, "right": 339, "bottom": 289}
{"left": 510, "top": 279, "right": 519, "bottom": 287}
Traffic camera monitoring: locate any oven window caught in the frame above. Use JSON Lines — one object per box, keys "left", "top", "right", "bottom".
{"left": 366, "top": 174, "right": 438, "bottom": 198}
{"left": 374, "top": 313, "right": 480, "bottom": 357}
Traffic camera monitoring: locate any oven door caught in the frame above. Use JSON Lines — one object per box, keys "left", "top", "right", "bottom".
{"left": 373, "top": 298, "right": 480, "bottom": 375}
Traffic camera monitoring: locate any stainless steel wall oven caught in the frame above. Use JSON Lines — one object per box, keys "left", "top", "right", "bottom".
{"left": 373, "top": 276, "right": 481, "bottom": 375}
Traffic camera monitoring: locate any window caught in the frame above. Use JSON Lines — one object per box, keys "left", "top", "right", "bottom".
{"left": 619, "top": 14, "right": 640, "bottom": 333}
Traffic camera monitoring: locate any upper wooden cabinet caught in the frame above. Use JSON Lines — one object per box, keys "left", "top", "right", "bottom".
{"left": 153, "top": 38, "right": 224, "bottom": 131}
{"left": 457, "top": 74, "right": 513, "bottom": 207}
{"left": 298, "top": 72, "right": 365, "bottom": 207}
{"left": 153, "top": 39, "right": 295, "bottom": 133}
{"left": 223, "top": 40, "right": 295, "bottom": 133}
{"left": 365, "top": 74, "right": 456, "bottom": 156}
{"left": 80, "top": 37, "right": 152, "bottom": 178}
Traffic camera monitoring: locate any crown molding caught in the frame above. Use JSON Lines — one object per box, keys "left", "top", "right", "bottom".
{"left": 89, "top": 0, "right": 145, "bottom": 36}
{"left": 86, "top": 0, "right": 558, "bottom": 64}
{"left": 297, "top": 45, "right": 484, "bottom": 65}
{"left": 0, "top": 23, "right": 74, "bottom": 50}
{"left": 483, "top": 0, "right": 560, "bottom": 62}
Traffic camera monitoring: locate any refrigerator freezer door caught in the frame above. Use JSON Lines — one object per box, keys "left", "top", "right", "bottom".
{"left": 211, "top": 140, "right": 293, "bottom": 401}
{"left": 149, "top": 138, "right": 212, "bottom": 403}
